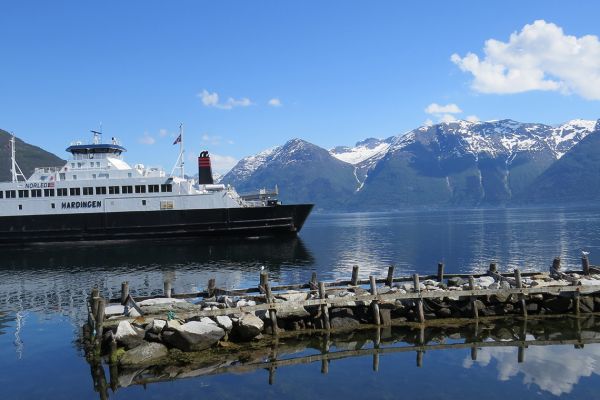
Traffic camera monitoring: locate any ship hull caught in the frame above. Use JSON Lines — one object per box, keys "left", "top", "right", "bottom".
{"left": 0, "top": 204, "right": 313, "bottom": 245}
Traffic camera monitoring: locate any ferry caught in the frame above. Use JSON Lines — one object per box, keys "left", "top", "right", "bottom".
{"left": 0, "top": 130, "right": 313, "bottom": 244}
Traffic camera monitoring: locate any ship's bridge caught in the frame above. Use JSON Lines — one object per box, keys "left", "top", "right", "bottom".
{"left": 66, "top": 143, "right": 127, "bottom": 159}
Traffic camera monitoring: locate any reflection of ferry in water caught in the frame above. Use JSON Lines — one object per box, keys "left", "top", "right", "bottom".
{"left": 0, "top": 130, "right": 312, "bottom": 244}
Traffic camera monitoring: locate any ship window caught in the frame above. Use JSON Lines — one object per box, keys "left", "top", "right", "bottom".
{"left": 92, "top": 174, "right": 96, "bottom": 179}
{"left": 95, "top": 186, "right": 107, "bottom": 195}
{"left": 160, "top": 184, "right": 172, "bottom": 193}
{"left": 5, "top": 190, "right": 16, "bottom": 198}
{"left": 128, "top": 173, "right": 132, "bottom": 178}
{"left": 122, "top": 185, "right": 133, "bottom": 194}
{"left": 18, "top": 190, "right": 29, "bottom": 198}
{"left": 142, "top": 200, "right": 146, "bottom": 206}
{"left": 83, "top": 187, "right": 93, "bottom": 195}
{"left": 160, "top": 200, "right": 173, "bottom": 210}
{"left": 59, "top": 173, "right": 66, "bottom": 180}
{"left": 148, "top": 184, "right": 159, "bottom": 193}
{"left": 135, "top": 185, "right": 146, "bottom": 194}
{"left": 18, "top": 204, "right": 22, "bottom": 210}
{"left": 77, "top": 162, "right": 83, "bottom": 168}
{"left": 31, "top": 189, "right": 42, "bottom": 198}
{"left": 69, "top": 187, "right": 81, "bottom": 196}
{"left": 71, "top": 163, "right": 75, "bottom": 168}
{"left": 72, "top": 175, "right": 77, "bottom": 180}
{"left": 44, "top": 189, "right": 55, "bottom": 197}
{"left": 96, "top": 162, "right": 100, "bottom": 167}
{"left": 51, "top": 203, "right": 55, "bottom": 209}
{"left": 109, "top": 186, "right": 120, "bottom": 195}
{"left": 0, "top": 191, "right": 3, "bottom": 199}
{"left": 57, "top": 188, "right": 67, "bottom": 196}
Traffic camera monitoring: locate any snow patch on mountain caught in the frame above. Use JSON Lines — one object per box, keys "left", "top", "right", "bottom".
{"left": 229, "top": 146, "right": 278, "bottom": 179}
{"left": 330, "top": 138, "right": 392, "bottom": 165}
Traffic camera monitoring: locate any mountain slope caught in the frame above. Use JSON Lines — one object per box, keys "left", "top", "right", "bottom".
{"left": 0, "top": 129, "right": 65, "bottom": 182}
{"left": 520, "top": 120, "right": 600, "bottom": 203}
{"left": 222, "top": 139, "right": 358, "bottom": 209}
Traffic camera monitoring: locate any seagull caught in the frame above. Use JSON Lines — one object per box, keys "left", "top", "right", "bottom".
{"left": 582, "top": 250, "right": 590, "bottom": 256}
{"left": 260, "top": 266, "right": 265, "bottom": 271}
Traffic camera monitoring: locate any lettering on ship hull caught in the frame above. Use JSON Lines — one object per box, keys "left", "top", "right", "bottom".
{"left": 61, "top": 201, "right": 102, "bottom": 210}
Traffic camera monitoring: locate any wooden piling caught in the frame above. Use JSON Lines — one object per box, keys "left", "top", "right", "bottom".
{"left": 583, "top": 255, "right": 591, "bottom": 276}
{"left": 310, "top": 272, "right": 318, "bottom": 291}
{"left": 259, "top": 271, "right": 268, "bottom": 294}
{"left": 369, "top": 276, "right": 381, "bottom": 325}
{"left": 468, "top": 276, "right": 479, "bottom": 319}
{"left": 90, "top": 287, "right": 99, "bottom": 318}
{"left": 95, "top": 297, "right": 105, "bottom": 348}
{"left": 437, "top": 263, "right": 444, "bottom": 283}
{"left": 489, "top": 263, "right": 498, "bottom": 273}
{"left": 413, "top": 273, "right": 425, "bottom": 323}
{"left": 207, "top": 278, "right": 216, "bottom": 297}
{"left": 164, "top": 280, "right": 172, "bottom": 298}
{"left": 264, "top": 282, "right": 279, "bottom": 335}
{"left": 351, "top": 265, "right": 359, "bottom": 286}
{"left": 514, "top": 269, "right": 527, "bottom": 318}
{"left": 120, "top": 282, "right": 129, "bottom": 305}
{"left": 318, "top": 282, "right": 331, "bottom": 330}
{"left": 386, "top": 265, "right": 395, "bottom": 287}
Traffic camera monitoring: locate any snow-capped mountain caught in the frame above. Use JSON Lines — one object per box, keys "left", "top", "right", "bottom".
{"left": 222, "top": 119, "right": 599, "bottom": 210}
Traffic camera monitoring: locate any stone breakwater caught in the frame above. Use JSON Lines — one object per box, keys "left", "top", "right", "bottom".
{"left": 83, "top": 256, "right": 600, "bottom": 368}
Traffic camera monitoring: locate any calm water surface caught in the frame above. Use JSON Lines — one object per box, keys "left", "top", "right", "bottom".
{"left": 2, "top": 206, "right": 600, "bottom": 399}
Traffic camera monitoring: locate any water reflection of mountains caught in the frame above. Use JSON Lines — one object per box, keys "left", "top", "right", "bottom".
{"left": 0, "top": 237, "right": 314, "bottom": 271}
{"left": 101, "top": 316, "right": 600, "bottom": 397}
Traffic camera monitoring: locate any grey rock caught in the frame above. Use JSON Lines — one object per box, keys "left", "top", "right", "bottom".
{"left": 115, "top": 321, "right": 144, "bottom": 350}
{"left": 330, "top": 316, "right": 360, "bottom": 329}
{"left": 233, "top": 313, "right": 264, "bottom": 340}
{"left": 162, "top": 320, "right": 225, "bottom": 352}
{"left": 119, "top": 342, "right": 168, "bottom": 366}
{"left": 148, "top": 319, "right": 166, "bottom": 334}
{"left": 214, "top": 315, "right": 233, "bottom": 331}
{"left": 436, "top": 307, "right": 452, "bottom": 318}
{"left": 448, "top": 277, "right": 465, "bottom": 287}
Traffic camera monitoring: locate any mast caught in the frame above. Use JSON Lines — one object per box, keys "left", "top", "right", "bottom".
{"left": 179, "top": 123, "right": 185, "bottom": 179}
{"left": 10, "top": 133, "right": 26, "bottom": 183}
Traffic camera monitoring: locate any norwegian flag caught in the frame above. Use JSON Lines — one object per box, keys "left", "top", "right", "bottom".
{"left": 173, "top": 134, "right": 182, "bottom": 145}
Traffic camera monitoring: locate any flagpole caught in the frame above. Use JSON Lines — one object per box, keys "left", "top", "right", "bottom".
{"left": 179, "top": 123, "right": 184, "bottom": 179}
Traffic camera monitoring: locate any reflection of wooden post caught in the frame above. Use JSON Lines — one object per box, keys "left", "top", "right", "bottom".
{"left": 264, "top": 282, "right": 278, "bottom": 335}
{"left": 164, "top": 280, "right": 172, "bottom": 298}
{"left": 321, "top": 332, "right": 330, "bottom": 374}
{"left": 318, "top": 282, "right": 330, "bottom": 330}
{"left": 386, "top": 265, "right": 395, "bottom": 287}
{"left": 471, "top": 346, "right": 478, "bottom": 361}
{"left": 437, "top": 263, "right": 444, "bottom": 283}
{"left": 370, "top": 276, "right": 381, "bottom": 325}
{"left": 91, "top": 360, "right": 109, "bottom": 400}
{"left": 514, "top": 269, "right": 527, "bottom": 318}
{"left": 518, "top": 346, "right": 525, "bottom": 363}
{"left": 416, "top": 350, "right": 423, "bottom": 368}
{"left": 268, "top": 366, "right": 276, "bottom": 385}
{"left": 351, "top": 265, "right": 359, "bottom": 286}
{"left": 120, "top": 282, "right": 129, "bottom": 305}
{"left": 413, "top": 274, "right": 425, "bottom": 323}
{"left": 469, "top": 276, "right": 479, "bottom": 319}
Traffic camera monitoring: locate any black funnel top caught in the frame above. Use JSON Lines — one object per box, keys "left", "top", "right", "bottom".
{"left": 198, "top": 151, "right": 214, "bottom": 185}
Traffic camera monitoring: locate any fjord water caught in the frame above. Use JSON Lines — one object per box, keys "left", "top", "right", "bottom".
{"left": 2, "top": 206, "right": 600, "bottom": 399}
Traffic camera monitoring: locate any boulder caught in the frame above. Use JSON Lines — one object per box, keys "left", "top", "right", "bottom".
{"left": 236, "top": 299, "right": 257, "bottom": 307}
{"left": 162, "top": 320, "right": 225, "bottom": 352}
{"left": 330, "top": 316, "right": 360, "bottom": 329}
{"left": 104, "top": 304, "right": 125, "bottom": 317}
{"left": 119, "top": 342, "right": 168, "bottom": 366}
{"left": 148, "top": 319, "right": 167, "bottom": 334}
{"left": 436, "top": 307, "right": 452, "bottom": 318}
{"left": 447, "top": 277, "right": 465, "bottom": 287}
{"left": 543, "top": 296, "right": 572, "bottom": 313}
{"left": 276, "top": 290, "right": 308, "bottom": 302}
{"left": 115, "top": 321, "right": 144, "bottom": 350}
{"left": 474, "top": 276, "right": 495, "bottom": 288}
{"left": 277, "top": 306, "right": 311, "bottom": 319}
{"left": 233, "top": 313, "right": 264, "bottom": 340}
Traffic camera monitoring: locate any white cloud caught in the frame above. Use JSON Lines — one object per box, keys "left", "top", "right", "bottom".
{"left": 138, "top": 132, "right": 155, "bottom": 145}
{"left": 268, "top": 98, "right": 282, "bottom": 107}
{"left": 440, "top": 114, "right": 458, "bottom": 123}
{"left": 423, "top": 118, "right": 434, "bottom": 127}
{"left": 425, "top": 103, "right": 462, "bottom": 114}
{"left": 158, "top": 129, "right": 169, "bottom": 137}
{"left": 466, "top": 115, "right": 480, "bottom": 122}
{"left": 198, "top": 89, "right": 253, "bottom": 110}
{"left": 209, "top": 153, "right": 238, "bottom": 174}
{"left": 451, "top": 20, "right": 600, "bottom": 100}
{"left": 201, "top": 134, "right": 222, "bottom": 145}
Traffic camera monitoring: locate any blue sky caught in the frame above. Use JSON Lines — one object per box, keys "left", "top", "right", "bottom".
{"left": 1, "top": 1, "right": 599, "bottom": 173}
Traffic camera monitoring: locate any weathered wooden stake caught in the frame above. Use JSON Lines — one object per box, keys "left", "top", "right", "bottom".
{"left": 318, "top": 282, "right": 331, "bottom": 330}
{"left": 489, "top": 263, "right": 498, "bottom": 274}
{"left": 120, "top": 282, "right": 129, "bottom": 305}
{"left": 386, "top": 265, "right": 395, "bottom": 287}
{"left": 369, "top": 275, "right": 381, "bottom": 325}
{"left": 310, "top": 272, "right": 318, "bottom": 291}
{"left": 164, "top": 280, "right": 172, "bottom": 298}
{"left": 469, "top": 276, "right": 479, "bottom": 319}
{"left": 413, "top": 273, "right": 425, "bottom": 323}
{"left": 90, "top": 287, "right": 99, "bottom": 318}
{"left": 264, "top": 282, "right": 279, "bottom": 335}
{"left": 514, "top": 269, "right": 527, "bottom": 318}
{"left": 351, "top": 265, "right": 359, "bottom": 286}
{"left": 259, "top": 271, "right": 268, "bottom": 294}
{"left": 437, "top": 263, "right": 444, "bottom": 283}
{"left": 583, "top": 255, "right": 591, "bottom": 275}
{"left": 207, "top": 278, "right": 216, "bottom": 297}
{"left": 95, "top": 297, "right": 105, "bottom": 347}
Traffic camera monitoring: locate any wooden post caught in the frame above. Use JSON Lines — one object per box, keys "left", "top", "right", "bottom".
{"left": 514, "top": 269, "right": 527, "bottom": 318}
{"left": 95, "top": 298, "right": 105, "bottom": 349}
{"left": 351, "top": 265, "right": 359, "bottom": 286}
{"left": 259, "top": 271, "right": 268, "bottom": 294}
{"left": 386, "top": 265, "right": 395, "bottom": 287}
{"left": 318, "top": 282, "right": 331, "bottom": 330}
{"left": 582, "top": 255, "right": 591, "bottom": 275}
{"left": 413, "top": 273, "right": 425, "bottom": 323}
{"left": 437, "top": 263, "right": 444, "bottom": 283}
{"left": 310, "top": 272, "right": 318, "bottom": 291}
{"left": 469, "top": 275, "right": 479, "bottom": 319}
{"left": 164, "top": 280, "right": 172, "bottom": 298}
{"left": 264, "top": 282, "right": 279, "bottom": 335}
{"left": 551, "top": 257, "right": 561, "bottom": 277}
{"left": 369, "top": 276, "right": 381, "bottom": 325}
{"left": 489, "top": 263, "right": 497, "bottom": 273}
{"left": 207, "top": 278, "right": 216, "bottom": 297}
{"left": 120, "top": 282, "right": 129, "bottom": 305}
{"left": 90, "top": 287, "right": 99, "bottom": 318}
